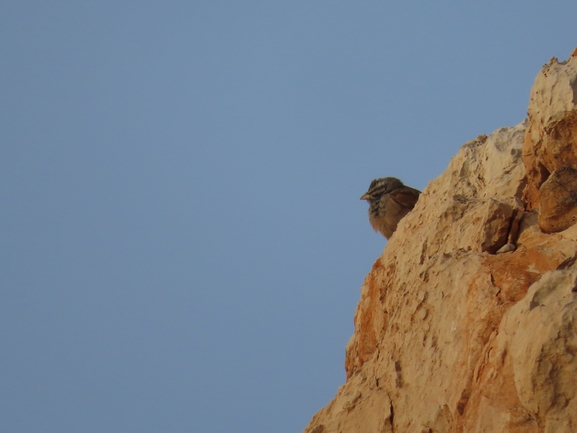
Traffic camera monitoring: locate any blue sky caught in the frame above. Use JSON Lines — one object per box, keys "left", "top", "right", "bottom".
{"left": 1, "top": 2, "right": 576, "bottom": 432}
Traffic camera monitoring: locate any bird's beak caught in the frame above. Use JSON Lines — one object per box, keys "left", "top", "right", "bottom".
{"left": 360, "top": 193, "right": 371, "bottom": 200}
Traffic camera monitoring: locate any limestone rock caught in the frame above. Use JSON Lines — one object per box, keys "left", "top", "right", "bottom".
{"left": 538, "top": 165, "right": 577, "bottom": 233}
{"left": 305, "top": 49, "right": 577, "bottom": 433}
{"left": 522, "top": 53, "right": 577, "bottom": 213}
{"left": 479, "top": 197, "right": 524, "bottom": 254}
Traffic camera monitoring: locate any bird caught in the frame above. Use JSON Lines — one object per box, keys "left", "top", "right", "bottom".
{"left": 360, "top": 177, "right": 421, "bottom": 239}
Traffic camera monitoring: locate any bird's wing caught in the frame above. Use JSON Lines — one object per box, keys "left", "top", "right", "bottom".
{"left": 389, "top": 187, "right": 420, "bottom": 209}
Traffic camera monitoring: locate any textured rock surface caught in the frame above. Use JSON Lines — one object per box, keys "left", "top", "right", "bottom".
{"left": 538, "top": 165, "right": 577, "bottom": 233}
{"left": 305, "top": 50, "right": 577, "bottom": 433}
{"left": 523, "top": 51, "right": 577, "bottom": 216}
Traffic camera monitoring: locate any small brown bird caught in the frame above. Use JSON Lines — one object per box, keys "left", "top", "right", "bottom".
{"left": 360, "top": 177, "right": 421, "bottom": 239}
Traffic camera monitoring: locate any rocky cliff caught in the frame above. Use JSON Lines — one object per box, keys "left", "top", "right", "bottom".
{"left": 305, "top": 49, "right": 577, "bottom": 433}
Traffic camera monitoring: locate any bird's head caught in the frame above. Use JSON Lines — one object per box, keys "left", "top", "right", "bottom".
{"left": 360, "top": 177, "right": 404, "bottom": 202}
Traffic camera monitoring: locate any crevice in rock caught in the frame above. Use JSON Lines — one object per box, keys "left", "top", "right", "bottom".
{"left": 389, "top": 401, "right": 395, "bottom": 433}
{"left": 556, "top": 253, "right": 577, "bottom": 270}
{"left": 537, "top": 160, "right": 551, "bottom": 188}
{"left": 456, "top": 387, "right": 471, "bottom": 415}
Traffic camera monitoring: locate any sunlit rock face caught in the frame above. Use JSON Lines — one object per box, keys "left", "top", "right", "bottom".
{"left": 305, "top": 48, "right": 577, "bottom": 433}
{"left": 522, "top": 50, "right": 577, "bottom": 217}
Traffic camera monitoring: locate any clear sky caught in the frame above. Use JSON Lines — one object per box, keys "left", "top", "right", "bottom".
{"left": 1, "top": 2, "right": 576, "bottom": 432}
